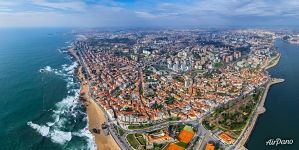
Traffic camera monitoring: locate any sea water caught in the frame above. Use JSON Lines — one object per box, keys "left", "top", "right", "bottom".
{"left": 0, "top": 28, "right": 95, "bottom": 150}
{"left": 247, "top": 39, "right": 299, "bottom": 149}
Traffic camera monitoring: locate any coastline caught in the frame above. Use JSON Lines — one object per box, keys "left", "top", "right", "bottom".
{"left": 265, "top": 53, "right": 281, "bottom": 70}
{"left": 236, "top": 52, "right": 283, "bottom": 149}
{"left": 69, "top": 48, "right": 120, "bottom": 150}
{"left": 236, "top": 78, "right": 284, "bottom": 149}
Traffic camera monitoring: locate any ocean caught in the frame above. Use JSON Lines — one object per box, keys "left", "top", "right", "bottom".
{"left": 0, "top": 28, "right": 95, "bottom": 150}
{"left": 247, "top": 39, "right": 299, "bottom": 149}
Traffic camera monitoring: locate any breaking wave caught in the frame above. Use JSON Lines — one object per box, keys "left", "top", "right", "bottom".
{"left": 50, "top": 130, "right": 72, "bottom": 144}
{"left": 27, "top": 122, "right": 50, "bottom": 137}
{"left": 39, "top": 66, "right": 53, "bottom": 72}
{"left": 29, "top": 63, "right": 96, "bottom": 149}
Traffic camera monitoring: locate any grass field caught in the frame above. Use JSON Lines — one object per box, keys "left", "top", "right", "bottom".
{"left": 127, "top": 134, "right": 140, "bottom": 149}
{"left": 128, "top": 123, "right": 151, "bottom": 129}
{"left": 127, "top": 133, "right": 146, "bottom": 149}
{"left": 203, "top": 89, "right": 263, "bottom": 137}
{"left": 176, "top": 141, "right": 188, "bottom": 148}
{"left": 136, "top": 136, "right": 146, "bottom": 145}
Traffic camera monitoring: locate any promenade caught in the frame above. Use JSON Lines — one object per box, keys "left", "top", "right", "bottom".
{"left": 235, "top": 78, "right": 284, "bottom": 150}
{"left": 234, "top": 51, "right": 283, "bottom": 149}
{"left": 265, "top": 53, "right": 281, "bottom": 70}
{"left": 69, "top": 48, "right": 121, "bottom": 150}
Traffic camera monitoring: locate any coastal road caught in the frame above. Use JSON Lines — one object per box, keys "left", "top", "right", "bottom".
{"left": 234, "top": 78, "right": 284, "bottom": 149}
{"left": 120, "top": 119, "right": 200, "bottom": 134}
{"left": 108, "top": 123, "right": 132, "bottom": 150}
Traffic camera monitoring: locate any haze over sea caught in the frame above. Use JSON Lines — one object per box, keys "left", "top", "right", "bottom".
{"left": 0, "top": 28, "right": 95, "bottom": 150}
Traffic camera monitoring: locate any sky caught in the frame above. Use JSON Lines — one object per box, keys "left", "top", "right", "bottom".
{"left": 0, "top": 0, "right": 299, "bottom": 28}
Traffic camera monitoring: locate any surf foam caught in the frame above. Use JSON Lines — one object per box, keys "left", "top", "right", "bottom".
{"left": 50, "top": 130, "right": 72, "bottom": 144}
{"left": 27, "top": 121, "right": 50, "bottom": 137}
{"left": 73, "top": 126, "right": 97, "bottom": 150}
{"left": 39, "top": 66, "right": 53, "bottom": 72}
{"left": 30, "top": 63, "right": 96, "bottom": 148}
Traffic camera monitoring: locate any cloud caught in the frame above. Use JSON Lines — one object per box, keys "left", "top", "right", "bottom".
{"left": 0, "top": 2, "right": 149, "bottom": 27}
{"left": 0, "top": 1, "right": 19, "bottom": 7}
{"left": 30, "top": 0, "right": 87, "bottom": 12}
{"left": 142, "top": 0, "right": 299, "bottom": 17}
{"left": 0, "top": 7, "right": 12, "bottom": 12}
{"left": 0, "top": 0, "right": 299, "bottom": 27}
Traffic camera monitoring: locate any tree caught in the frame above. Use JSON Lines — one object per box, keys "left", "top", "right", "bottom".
{"left": 152, "top": 101, "right": 163, "bottom": 109}
{"left": 165, "top": 96, "right": 175, "bottom": 105}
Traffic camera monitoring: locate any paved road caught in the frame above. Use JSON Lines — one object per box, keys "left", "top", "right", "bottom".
{"left": 76, "top": 49, "right": 131, "bottom": 150}
{"left": 108, "top": 123, "right": 132, "bottom": 150}
{"left": 120, "top": 119, "right": 200, "bottom": 134}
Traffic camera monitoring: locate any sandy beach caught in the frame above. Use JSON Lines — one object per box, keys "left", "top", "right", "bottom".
{"left": 70, "top": 48, "right": 120, "bottom": 150}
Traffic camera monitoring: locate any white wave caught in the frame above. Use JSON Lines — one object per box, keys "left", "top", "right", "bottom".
{"left": 39, "top": 62, "right": 77, "bottom": 77}
{"left": 39, "top": 66, "right": 53, "bottom": 72}
{"left": 50, "top": 130, "right": 72, "bottom": 144}
{"left": 63, "top": 62, "right": 78, "bottom": 74}
{"left": 72, "top": 104, "right": 97, "bottom": 150}
{"left": 39, "top": 63, "right": 79, "bottom": 92}
{"left": 32, "top": 62, "right": 96, "bottom": 147}
{"left": 27, "top": 121, "right": 50, "bottom": 137}
{"left": 55, "top": 91, "right": 80, "bottom": 110}
{"left": 73, "top": 126, "right": 97, "bottom": 150}
{"left": 46, "top": 122, "right": 55, "bottom": 127}
{"left": 28, "top": 121, "right": 72, "bottom": 145}
{"left": 62, "top": 64, "right": 68, "bottom": 68}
